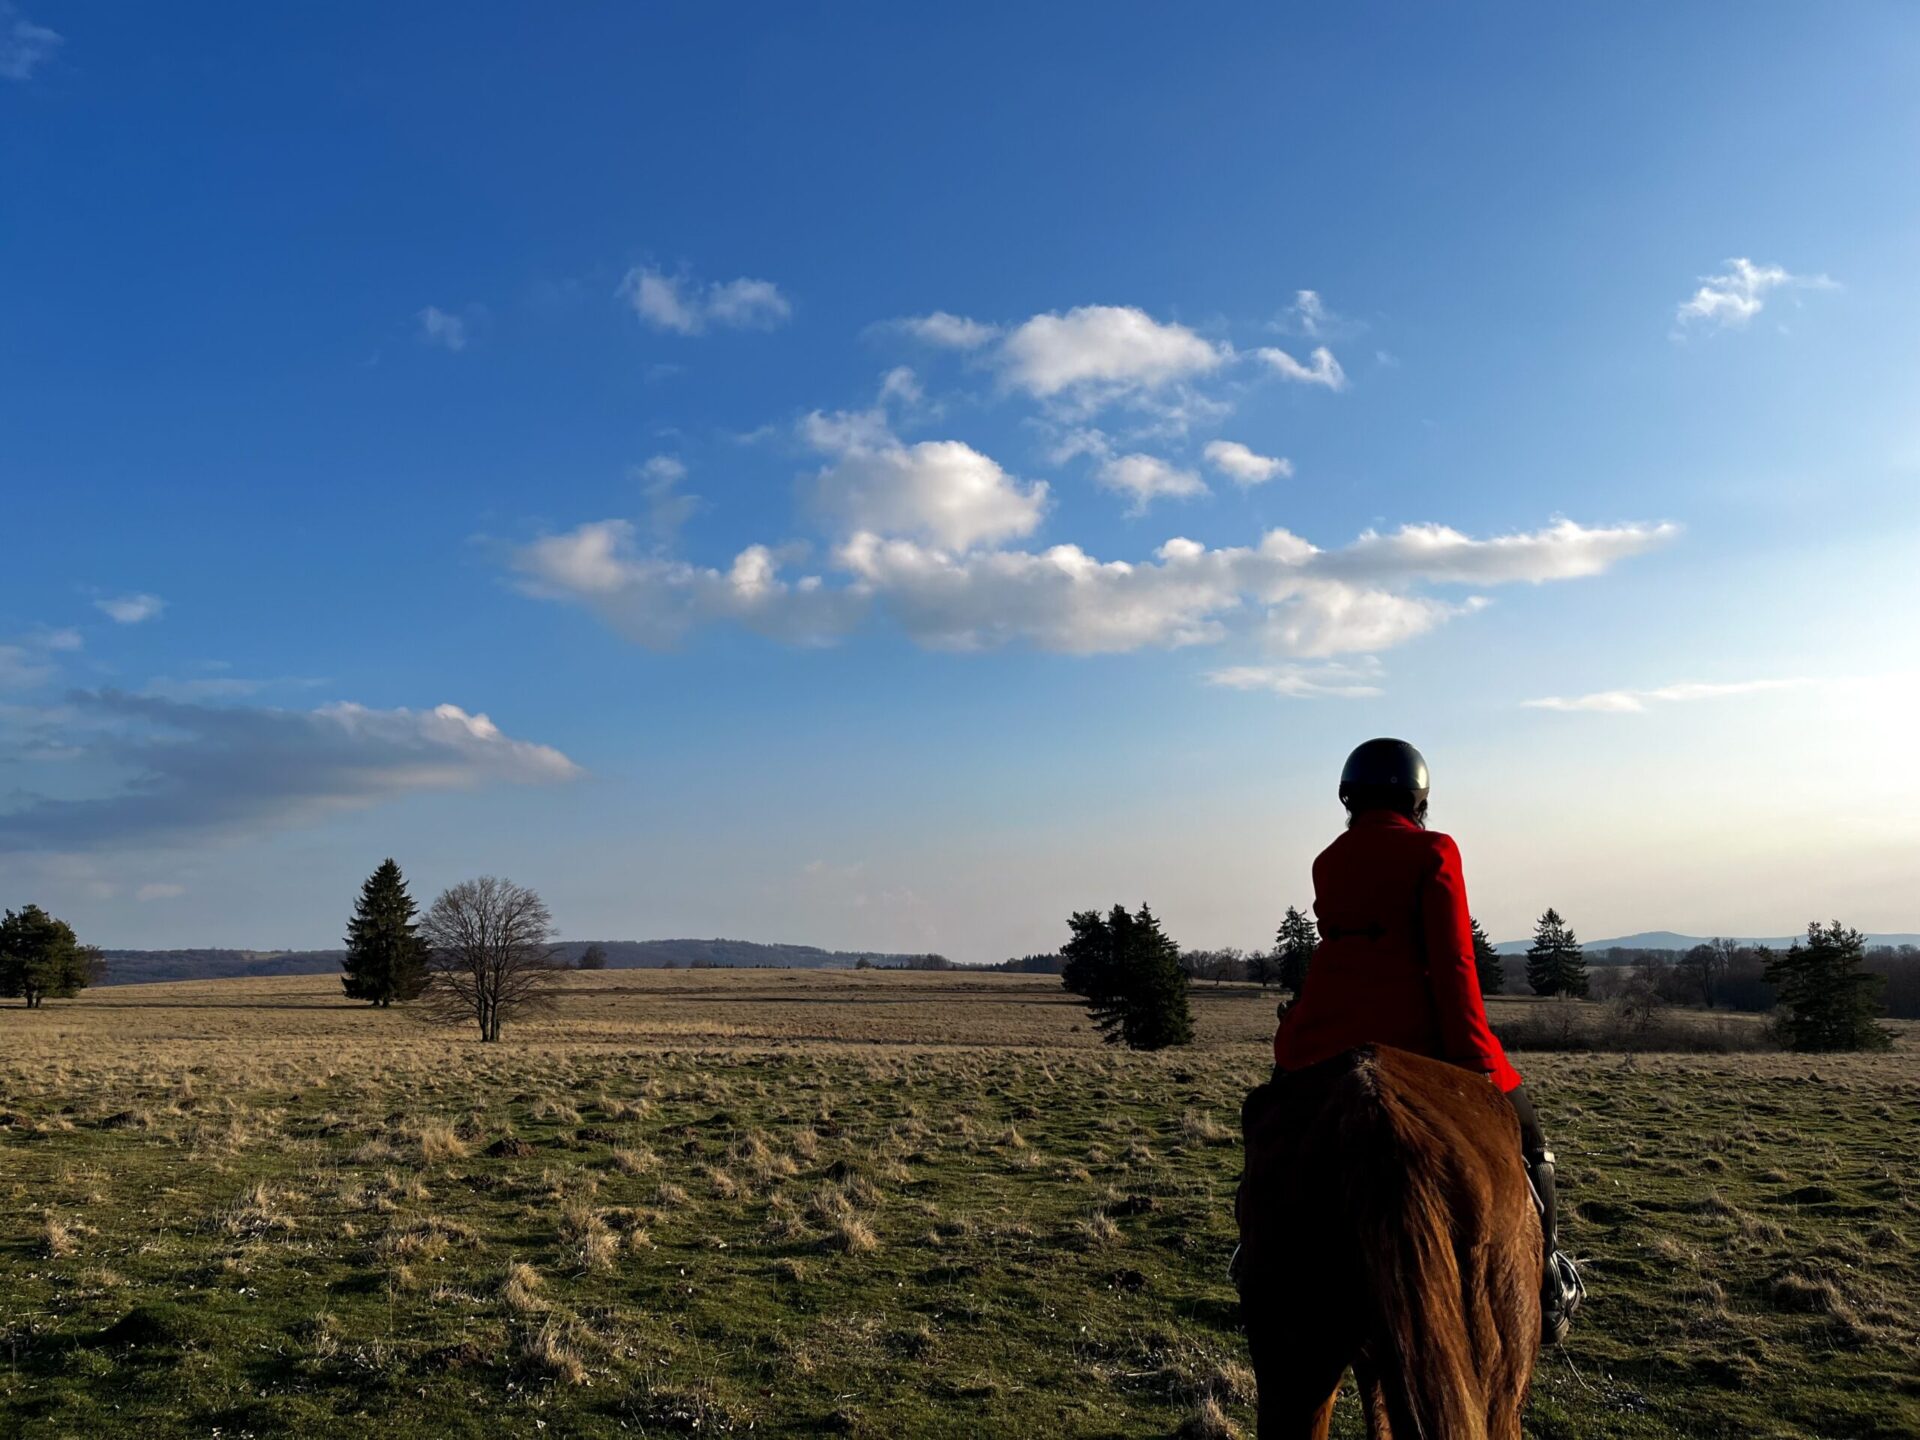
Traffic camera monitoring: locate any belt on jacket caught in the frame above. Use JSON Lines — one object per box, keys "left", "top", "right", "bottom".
{"left": 1320, "top": 923, "right": 1386, "bottom": 942}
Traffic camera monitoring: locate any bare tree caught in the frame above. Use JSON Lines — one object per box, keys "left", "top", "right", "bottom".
{"left": 419, "top": 876, "right": 561, "bottom": 1041}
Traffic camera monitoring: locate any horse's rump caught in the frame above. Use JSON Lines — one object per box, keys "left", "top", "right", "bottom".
{"left": 1238, "top": 1046, "right": 1539, "bottom": 1440}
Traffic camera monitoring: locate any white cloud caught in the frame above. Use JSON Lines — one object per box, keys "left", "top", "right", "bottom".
{"left": 515, "top": 513, "right": 1669, "bottom": 661}
{"left": 514, "top": 522, "right": 863, "bottom": 648}
{"left": 1203, "top": 439, "right": 1292, "bottom": 486}
{"left": 135, "top": 882, "right": 185, "bottom": 902}
{"left": 1262, "top": 584, "right": 1486, "bottom": 658}
{"left": 1095, "top": 453, "right": 1208, "bottom": 514}
{"left": 0, "top": 693, "right": 579, "bottom": 851}
{"left": 622, "top": 269, "right": 700, "bottom": 334}
{"left": 893, "top": 312, "right": 1000, "bottom": 349}
{"left": 1204, "top": 659, "right": 1384, "bottom": 699}
{"left": 635, "top": 456, "right": 699, "bottom": 542}
{"left": 1044, "top": 427, "right": 1114, "bottom": 465}
{"left": 38, "top": 627, "right": 83, "bottom": 651}
{"left": 832, "top": 533, "right": 1238, "bottom": 653}
{"left": 0, "top": 644, "right": 53, "bottom": 690}
{"left": 810, "top": 433, "right": 1049, "bottom": 551}
{"left": 1523, "top": 676, "right": 1820, "bottom": 713}
{"left": 997, "top": 305, "right": 1226, "bottom": 403}
{"left": 1275, "top": 289, "right": 1359, "bottom": 341}
{"left": 416, "top": 306, "right": 468, "bottom": 351}
{"left": 706, "top": 277, "right": 791, "bottom": 329}
{"left": 1254, "top": 345, "right": 1347, "bottom": 390}
{"left": 1675, "top": 258, "right": 1834, "bottom": 332}
{"left": 1317, "top": 518, "right": 1682, "bottom": 585}
{"left": 0, "top": 5, "right": 59, "bottom": 81}
{"left": 619, "top": 266, "right": 791, "bottom": 335}
{"left": 887, "top": 299, "right": 1352, "bottom": 422}
{"left": 799, "top": 406, "right": 894, "bottom": 454}
{"left": 95, "top": 593, "right": 166, "bottom": 624}
{"left": 877, "top": 365, "right": 923, "bottom": 407}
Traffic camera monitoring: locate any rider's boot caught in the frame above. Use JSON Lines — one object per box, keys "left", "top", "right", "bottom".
{"left": 1525, "top": 1146, "right": 1585, "bottom": 1345}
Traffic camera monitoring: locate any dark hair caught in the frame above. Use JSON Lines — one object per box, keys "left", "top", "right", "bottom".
{"left": 1342, "top": 784, "right": 1429, "bottom": 828}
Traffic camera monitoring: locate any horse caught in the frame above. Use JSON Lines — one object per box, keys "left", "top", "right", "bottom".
{"left": 1236, "top": 1044, "right": 1541, "bottom": 1440}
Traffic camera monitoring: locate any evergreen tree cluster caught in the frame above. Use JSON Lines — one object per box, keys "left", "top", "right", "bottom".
{"left": 1059, "top": 903, "right": 1194, "bottom": 1051}
{"left": 1274, "top": 906, "right": 1319, "bottom": 995}
{"left": 1765, "top": 921, "right": 1893, "bottom": 1052}
{"left": 1470, "top": 917, "right": 1503, "bottom": 995}
{"left": 0, "top": 904, "right": 101, "bottom": 1007}
{"left": 1526, "top": 907, "right": 1589, "bottom": 997}
{"left": 340, "top": 859, "right": 429, "bottom": 1006}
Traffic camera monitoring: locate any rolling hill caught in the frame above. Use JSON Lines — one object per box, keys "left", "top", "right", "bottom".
{"left": 93, "top": 939, "right": 943, "bottom": 987}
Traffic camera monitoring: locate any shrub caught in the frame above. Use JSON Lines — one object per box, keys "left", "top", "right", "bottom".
{"left": 1495, "top": 1002, "right": 1777, "bottom": 1053}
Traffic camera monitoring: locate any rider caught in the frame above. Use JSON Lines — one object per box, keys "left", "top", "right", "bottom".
{"left": 1271, "top": 738, "right": 1584, "bottom": 1344}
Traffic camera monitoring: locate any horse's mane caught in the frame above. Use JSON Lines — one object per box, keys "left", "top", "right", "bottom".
{"left": 1239, "top": 1046, "right": 1540, "bottom": 1440}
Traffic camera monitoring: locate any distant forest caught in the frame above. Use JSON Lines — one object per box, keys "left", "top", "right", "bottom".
{"left": 96, "top": 939, "right": 945, "bottom": 987}
{"left": 996, "top": 941, "right": 1920, "bottom": 1019}
{"left": 81, "top": 935, "right": 1920, "bottom": 1020}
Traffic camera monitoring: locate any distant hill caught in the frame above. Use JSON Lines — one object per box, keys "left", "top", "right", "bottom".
{"left": 94, "top": 939, "right": 942, "bottom": 987}
{"left": 1492, "top": 929, "right": 1920, "bottom": 956}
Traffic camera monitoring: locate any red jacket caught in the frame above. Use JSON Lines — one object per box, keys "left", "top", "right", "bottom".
{"left": 1273, "top": 810, "right": 1522, "bottom": 1092}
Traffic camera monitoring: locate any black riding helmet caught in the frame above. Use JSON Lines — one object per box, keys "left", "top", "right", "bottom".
{"left": 1338, "top": 738, "right": 1430, "bottom": 807}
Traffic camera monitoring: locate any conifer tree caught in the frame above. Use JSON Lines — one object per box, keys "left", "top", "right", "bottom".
{"left": 576, "top": 943, "right": 610, "bottom": 971}
{"left": 341, "top": 859, "right": 430, "bottom": 1006}
{"left": 1471, "top": 917, "right": 1504, "bottom": 995}
{"left": 1525, "top": 908, "right": 1588, "bottom": 997}
{"left": 1764, "top": 921, "right": 1892, "bottom": 1052}
{"left": 1059, "top": 903, "right": 1193, "bottom": 1050}
{"left": 0, "top": 904, "right": 97, "bottom": 1007}
{"left": 1275, "top": 906, "right": 1319, "bottom": 995}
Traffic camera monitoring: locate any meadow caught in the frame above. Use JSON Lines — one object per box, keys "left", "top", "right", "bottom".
{"left": 1, "top": 970, "right": 1916, "bottom": 1439}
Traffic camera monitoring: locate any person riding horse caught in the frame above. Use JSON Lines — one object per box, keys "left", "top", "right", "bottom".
{"left": 1269, "top": 738, "right": 1584, "bottom": 1344}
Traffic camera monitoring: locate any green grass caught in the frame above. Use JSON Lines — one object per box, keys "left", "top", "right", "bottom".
{"left": 2, "top": 976, "right": 1916, "bottom": 1438}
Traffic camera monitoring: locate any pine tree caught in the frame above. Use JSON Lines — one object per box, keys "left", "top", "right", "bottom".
{"left": 1525, "top": 908, "right": 1588, "bottom": 997}
{"left": 1764, "top": 921, "right": 1892, "bottom": 1052}
{"left": 1275, "top": 906, "right": 1319, "bottom": 995}
{"left": 576, "top": 943, "right": 610, "bottom": 971}
{"left": 341, "top": 859, "right": 430, "bottom": 1007}
{"left": 1470, "top": 917, "right": 1503, "bottom": 995}
{"left": 0, "top": 904, "right": 96, "bottom": 1007}
{"left": 1059, "top": 903, "right": 1193, "bottom": 1050}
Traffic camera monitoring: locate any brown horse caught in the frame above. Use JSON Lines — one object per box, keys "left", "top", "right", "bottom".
{"left": 1236, "top": 1044, "right": 1541, "bottom": 1440}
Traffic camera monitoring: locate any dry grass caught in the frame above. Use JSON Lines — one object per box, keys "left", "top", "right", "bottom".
{"left": 414, "top": 1121, "right": 468, "bottom": 1163}
{"left": 499, "top": 1259, "right": 545, "bottom": 1314}
{"left": 0, "top": 970, "right": 1914, "bottom": 1439}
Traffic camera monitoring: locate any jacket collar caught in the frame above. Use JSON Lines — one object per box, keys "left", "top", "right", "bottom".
{"left": 1349, "top": 808, "right": 1421, "bottom": 831}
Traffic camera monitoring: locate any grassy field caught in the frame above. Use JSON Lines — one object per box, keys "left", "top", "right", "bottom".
{"left": 2, "top": 970, "right": 1916, "bottom": 1439}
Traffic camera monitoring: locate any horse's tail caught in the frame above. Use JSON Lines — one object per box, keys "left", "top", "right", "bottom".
{"left": 1339, "top": 1049, "right": 1489, "bottom": 1440}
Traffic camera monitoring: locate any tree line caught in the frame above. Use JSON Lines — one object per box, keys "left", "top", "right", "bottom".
{"left": 1051, "top": 899, "right": 1895, "bottom": 1054}
{"left": 6, "top": 873, "right": 1901, "bottom": 1055}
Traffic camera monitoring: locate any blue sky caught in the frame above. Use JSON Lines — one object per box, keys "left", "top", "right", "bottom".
{"left": 3, "top": 4, "right": 1917, "bottom": 957}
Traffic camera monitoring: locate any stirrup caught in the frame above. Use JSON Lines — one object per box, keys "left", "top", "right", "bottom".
{"left": 1542, "top": 1250, "right": 1585, "bottom": 1344}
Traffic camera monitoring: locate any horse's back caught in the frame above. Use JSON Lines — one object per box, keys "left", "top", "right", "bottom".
{"left": 1239, "top": 1045, "right": 1540, "bottom": 1440}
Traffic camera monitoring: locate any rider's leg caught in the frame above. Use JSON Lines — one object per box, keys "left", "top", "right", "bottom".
{"left": 1506, "top": 1084, "right": 1581, "bottom": 1343}
{"left": 1504, "top": 1085, "right": 1557, "bottom": 1253}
